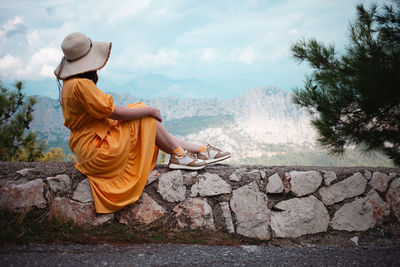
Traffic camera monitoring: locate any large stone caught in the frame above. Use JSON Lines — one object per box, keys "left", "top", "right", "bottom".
{"left": 0, "top": 179, "right": 48, "bottom": 210}
{"left": 289, "top": 171, "right": 322, "bottom": 196}
{"left": 386, "top": 177, "right": 400, "bottom": 222}
{"left": 219, "top": 202, "right": 235, "bottom": 233}
{"left": 120, "top": 192, "right": 166, "bottom": 225}
{"left": 270, "top": 195, "right": 329, "bottom": 238}
{"left": 364, "top": 170, "right": 372, "bottom": 180}
{"left": 146, "top": 170, "right": 160, "bottom": 185}
{"left": 230, "top": 182, "right": 271, "bottom": 240}
{"left": 331, "top": 189, "right": 390, "bottom": 231}
{"left": 72, "top": 179, "right": 93, "bottom": 203}
{"left": 319, "top": 172, "right": 367, "bottom": 205}
{"left": 266, "top": 173, "right": 284, "bottom": 194}
{"left": 173, "top": 198, "right": 215, "bottom": 230}
{"left": 229, "top": 167, "right": 247, "bottom": 182}
{"left": 242, "top": 170, "right": 262, "bottom": 181}
{"left": 190, "top": 172, "right": 231, "bottom": 197}
{"left": 369, "top": 172, "right": 393, "bottom": 192}
{"left": 16, "top": 168, "right": 35, "bottom": 176}
{"left": 322, "top": 170, "right": 337, "bottom": 186}
{"left": 47, "top": 174, "right": 71, "bottom": 195}
{"left": 157, "top": 170, "right": 186, "bottom": 202}
{"left": 50, "top": 197, "right": 113, "bottom": 226}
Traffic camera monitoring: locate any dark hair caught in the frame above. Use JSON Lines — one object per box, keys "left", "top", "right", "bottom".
{"left": 68, "top": 71, "right": 99, "bottom": 84}
{"left": 57, "top": 70, "right": 99, "bottom": 104}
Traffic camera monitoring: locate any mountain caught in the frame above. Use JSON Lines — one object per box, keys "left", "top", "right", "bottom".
{"left": 9, "top": 73, "right": 219, "bottom": 99}
{"left": 29, "top": 86, "right": 394, "bottom": 166}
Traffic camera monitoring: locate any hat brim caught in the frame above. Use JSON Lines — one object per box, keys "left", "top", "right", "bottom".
{"left": 54, "top": 41, "right": 112, "bottom": 80}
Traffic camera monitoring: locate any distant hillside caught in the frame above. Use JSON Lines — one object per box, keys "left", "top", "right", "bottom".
{"left": 30, "top": 87, "right": 394, "bottom": 167}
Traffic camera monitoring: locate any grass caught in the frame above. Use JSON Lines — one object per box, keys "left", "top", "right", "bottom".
{"left": 0, "top": 209, "right": 240, "bottom": 246}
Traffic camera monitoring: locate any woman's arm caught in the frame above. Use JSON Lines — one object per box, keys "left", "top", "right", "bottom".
{"left": 109, "top": 105, "right": 162, "bottom": 122}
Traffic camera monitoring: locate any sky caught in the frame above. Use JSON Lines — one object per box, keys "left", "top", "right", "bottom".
{"left": 0, "top": 0, "right": 377, "bottom": 98}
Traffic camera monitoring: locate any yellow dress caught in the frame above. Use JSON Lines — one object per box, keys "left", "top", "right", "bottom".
{"left": 62, "top": 78, "right": 159, "bottom": 213}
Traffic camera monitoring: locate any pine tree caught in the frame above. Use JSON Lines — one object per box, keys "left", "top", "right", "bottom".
{"left": 291, "top": 1, "right": 400, "bottom": 166}
{"left": 0, "top": 80, "right": 45, "bottom": 161}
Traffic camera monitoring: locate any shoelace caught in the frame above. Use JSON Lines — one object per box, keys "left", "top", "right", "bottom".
{"left": 205, "top": 143, "right": 222, "bottom": 152}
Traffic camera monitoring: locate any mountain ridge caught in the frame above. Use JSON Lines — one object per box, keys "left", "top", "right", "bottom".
{"left": 29, "top": 86, "right": 394, "bottom": 166}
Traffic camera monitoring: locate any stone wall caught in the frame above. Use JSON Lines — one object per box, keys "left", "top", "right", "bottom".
{"left": 1, "top": 162, "right": 399, "bottom": 242}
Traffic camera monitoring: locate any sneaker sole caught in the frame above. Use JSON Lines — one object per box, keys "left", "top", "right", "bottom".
{"left": 205, "top": 154, "right": 231, "bottom": 164}
{"left": 168, "top": 163, "right": 206, "bottom": 170}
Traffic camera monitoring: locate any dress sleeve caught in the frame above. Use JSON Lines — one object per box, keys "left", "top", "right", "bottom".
{"left": 73, "top": 79, "right": 115, "bottom": 119}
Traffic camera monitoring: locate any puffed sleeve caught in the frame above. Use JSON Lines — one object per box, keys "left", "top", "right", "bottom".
{"left": 73, "top": 79, "right": 115, "bottom": 119}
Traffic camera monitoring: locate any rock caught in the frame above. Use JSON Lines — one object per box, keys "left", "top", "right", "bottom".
{"left": 242, "top": 170, "right": 262, "bottom": 181}
{"left": 386, "top": 177, "right": 400, "bottom": 222}
{"left": 229, "top": 167, "right": 247, "bottom": 182}
{"left": 50, "top": 197, "right": 111, "bottom": 226}
{"left": 190, "top": 182, "right": 199, "bottom": 197}
{"left": 322, "top": 171, "right": 337, "bottom": 186}
{"left": 270, "top": 196, "right": 329, "bottom": 238}
{"left": 369, "top": 172, "right": 393, "bottom": 192}
{"left": 350, "top": 236, "right": 359, "bottom": 246}
{"left": 260, "top": 170, "right": 267, "bottom": 179}
{"left": 120, "top": 192, "right": 166, "bottom": 225}
{"left": 146, "top": 170, "right": 160, "bottom": 185}
{"left": 266, "top": 173, "right": 284, "bottom": 194}
{"left": 289, "top": 171, "right": 322, "bottom": 196}
{"left": 183, "top": 171, "right": 198, "bottom": 186}
{"left": 230, "top": 182, "right": 271, "bottom": 240}
{"left": 389, "top": 173, "right": 397, "bottom": 179}
{"left": 157, "top": 170, "right": 186, "bottom": 202}
{"left": 190, "top": 172, "right": 231, "bottom": 197}
{"left": 92, "top": 214, "right": 114, "bottom": 226}
{"left": 319, "top": 172, "right": 367, "bottom": 205}
{"left": 16, "top": 168, "right": 35, "bottom": 176}
{"left": 283, "top": 172, "right": 291, "bottom": 194}
{"left": 0, "top": 179, "right": 48, "bottom": 210}
{"left": 364, "top": 170, "right": 372, "bottom": 180}
{"left": 219, "top": 202, "right": 235, "bottom": 233}
{"left": 72, "top": 179, "right": 93, "bottom": 203}
{"left": 47, "top": 174, "right": 71, "bottom": 195}
{"left": 173, "top": 198, "right": 215, "bottom": 230}
{"left": 330, "top": 189, "right": 390, "bottom": 231}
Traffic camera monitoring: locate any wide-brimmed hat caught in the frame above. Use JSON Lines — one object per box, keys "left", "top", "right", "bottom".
{"left": 54, "top": 32, "right": 112, "bottom": 80}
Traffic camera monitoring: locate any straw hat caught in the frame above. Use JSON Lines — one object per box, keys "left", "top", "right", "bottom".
{"left": 54, "top": 32, "right": 112, "bottom": 80}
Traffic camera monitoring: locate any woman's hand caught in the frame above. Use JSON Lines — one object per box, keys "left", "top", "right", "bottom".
{"left": 149, "top": 107, "right": 162, "bottom": 122}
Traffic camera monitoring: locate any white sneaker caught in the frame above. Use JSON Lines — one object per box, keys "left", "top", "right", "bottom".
{"left": 197, "top": 144, "right": 230, "bottom": 164}
{"left": 168, "top": 151, "right": 206, "bottom": 170}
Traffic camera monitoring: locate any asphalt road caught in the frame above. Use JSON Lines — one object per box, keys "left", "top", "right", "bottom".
{"left": 1, "top": 240, "right": 400, "bottom": 267}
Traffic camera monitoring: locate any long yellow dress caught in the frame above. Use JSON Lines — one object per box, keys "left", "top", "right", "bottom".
{"left": 62, "top": 78, "right": 159, "bottom": 213}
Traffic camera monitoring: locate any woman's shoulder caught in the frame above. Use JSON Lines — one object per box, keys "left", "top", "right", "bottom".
{"left": 64, "top": 78, "right": 95, "bottom": 87}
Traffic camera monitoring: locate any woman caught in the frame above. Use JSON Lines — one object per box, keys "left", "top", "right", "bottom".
{"left": 54, "top": 32, "right": 230, "bottom": 213}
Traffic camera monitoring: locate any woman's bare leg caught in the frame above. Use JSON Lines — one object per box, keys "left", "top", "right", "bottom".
{"left": 155, "top": 121, "right": 179, "bottom": 153}
{"left": 170, "top": 136, "right": 202, "bottom": 153}
{"left": 156, "top": 121, "right": 202, "bottom": 154}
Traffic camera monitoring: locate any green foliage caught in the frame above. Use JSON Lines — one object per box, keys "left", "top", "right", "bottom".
{"left": 291, "top": 1, "right": 400, "bottom": 166}
{"left": 40, "top": 147, "right": 65, "bottom": 162}
{"left": 0, "top": 80, "right": 46, "bottom": 161}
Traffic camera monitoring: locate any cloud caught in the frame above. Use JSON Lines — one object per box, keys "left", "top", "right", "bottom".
{"left": 0, "top": 54, "right": 23, "bottom": 77}
{"left": 27, "top": 30, "right": 40, "bottom": 47}
{"left": 199, "top": 48, "right": 218, "bottom": 63}
{"left": 134, "top": 48, "right": 181, "bottom": 70}
{"left": 26, "top": 47, "right": 62, "bottom": 78}
{"left": 230, "top": 46, "right": 258, "bottom": 65}
{"left": 0, "top": 16, "right": 27, "bottom": 38}
{"left": 0, "top": 48, "right": 62, "bottom": 80}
